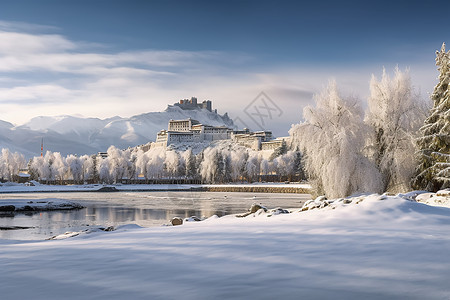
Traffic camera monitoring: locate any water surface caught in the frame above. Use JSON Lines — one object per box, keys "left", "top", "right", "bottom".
{"left": 0, "top": 191, "right": 310, "bottom": 240}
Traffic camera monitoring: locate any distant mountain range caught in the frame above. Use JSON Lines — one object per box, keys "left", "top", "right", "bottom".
{"left": 0, "top": 106, "right": 234, "bottom": 158}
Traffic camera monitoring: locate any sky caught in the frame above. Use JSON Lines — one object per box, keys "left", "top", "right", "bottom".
{"left": 0, "top": 0, "right": 448, "bottom": 136}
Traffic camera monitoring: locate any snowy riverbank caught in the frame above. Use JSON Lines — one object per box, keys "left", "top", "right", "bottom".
{"left": 0, "top": 198, "right": 83, "bottom": 212}
{"left": 1, "top": 190, "right": 449, "bottom": 299}
{"left": 0, "top": 182, "right": 311, "bottom": 194}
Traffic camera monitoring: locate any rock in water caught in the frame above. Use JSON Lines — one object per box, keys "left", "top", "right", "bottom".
{"left": 98, "top": 186, "right": 118, "bottom": 192}
{"left": 0, "top": 205, "right": 15, "bottom": 212}
{"left": 171, "top": 217, "right": 183, "bottom": 226}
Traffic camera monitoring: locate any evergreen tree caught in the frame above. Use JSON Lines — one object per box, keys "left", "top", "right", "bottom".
{"left": 223, "top": 152, "right": 232, "bottom": 183}
{"left": 184, "top": 149, "right": 197, "bottom": 179}
{"left": 293, "top": 148, "right": 305, "bottom": 180}
{"left": 413, "top": 43, "right": 450, "bottom": 191}
{"left": 269, "top": 139, "right": 288, "bottom": 161}
{"left": 215, "top": 150, "right": 225, "bottom": 183}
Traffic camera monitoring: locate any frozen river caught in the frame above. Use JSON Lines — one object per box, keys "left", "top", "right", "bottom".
{"left": 0, "top": 191, "right": 311, "bottom": 240}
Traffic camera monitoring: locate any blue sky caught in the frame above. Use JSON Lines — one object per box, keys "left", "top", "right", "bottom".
{"left": 0, "top": 0, "right": 448, "bottom": 135}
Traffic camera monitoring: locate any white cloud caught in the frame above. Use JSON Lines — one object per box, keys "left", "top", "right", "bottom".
{"left": 0, "top": 21, "right": 437, "bottom": 137}
{"left": 0, "top": 31, "right": 76, "bottom": 55}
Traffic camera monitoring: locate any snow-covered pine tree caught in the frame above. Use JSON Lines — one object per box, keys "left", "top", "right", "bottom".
{"left": 412, "top": 43, "right": 450, "bottom": 191}
{"left": 223, "top": 152, "right": 232, "bottom": 183}
{"left": 293, "top": 148, "right": 305, "bottom": 180}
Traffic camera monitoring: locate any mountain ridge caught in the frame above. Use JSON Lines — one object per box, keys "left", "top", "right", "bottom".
{"left": 0, "top": 106, "right": 234, "bottom": 157}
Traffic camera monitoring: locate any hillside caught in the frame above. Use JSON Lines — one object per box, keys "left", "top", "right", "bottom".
{"left": 0, "top": 106, "right": 234, "bottom": 157}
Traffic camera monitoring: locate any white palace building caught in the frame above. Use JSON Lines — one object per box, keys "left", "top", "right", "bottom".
{"left": 151, "top": 118, "right": 287, "bottom": 151}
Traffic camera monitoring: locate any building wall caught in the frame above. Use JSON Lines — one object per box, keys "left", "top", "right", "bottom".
{"left": 232, "top": 134, "right": 262, "bottom": 150}
{"left": 152, "top": 118, "right": 278, "bottom": 151}
{"left": 261, "top": 140, "right": 282, "bottom": 150}
{"left": 168, "top": 120, "right": 192, "bottom": 132}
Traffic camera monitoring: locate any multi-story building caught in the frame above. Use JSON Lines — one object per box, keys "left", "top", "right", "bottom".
{"left": 261, "top": 137, "right": 290, "bottom": 150}
{"left": 230, "top": 130, "right": 274, "bottom": 151}
{"left": 148, "top": 107, "right": 283, "bottom": 151}
{"left": 153, "top": 118, "right": 233, "bottom": 148}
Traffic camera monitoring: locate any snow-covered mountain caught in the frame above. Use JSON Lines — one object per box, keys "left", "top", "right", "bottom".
{"left": 0, "top": 106, "right": 234, "bottom": 157}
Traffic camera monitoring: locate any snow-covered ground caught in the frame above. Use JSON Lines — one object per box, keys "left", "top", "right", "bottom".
{"left": 0, "top": 198, "right": 83, "bottom": 211}
{"left": 1, "top": 191, "right": 449, "bottom": 299}
{"left": 0, "top": 182, "right": 311, "bottom": 193}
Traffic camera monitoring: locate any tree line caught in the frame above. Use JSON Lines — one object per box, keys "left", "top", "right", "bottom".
{"left": 0, "top": 141, "right": 303, "bottom": 185}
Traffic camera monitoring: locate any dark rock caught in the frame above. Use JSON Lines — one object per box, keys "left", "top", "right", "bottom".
{"left": 250, "top": 203, "right": 267, "bottom": 213}
{"left": 320, "top": 201, "right": 329, "bottom": 208}
{"left": 0, "top": 205, "right": 15, "bottom": 212}
{"left": 98, "top": 186, "right": 118, "bottom": 192}
{"left": 99, "top": 226, "right": 115, "bottom": 231}
{"left": 22, "top": 205, "right": 35, "bottom": 211}
{"left": 171, "top": 217, "right": 183, "bottom": 226}
{"left": 270, "top": 207, "right": 290, "bottom": 214}
{"left": 236, "top": 203, "right": 269, "bottom": 217}
{"left": 0, "top": 226, "right": 34, "bottom": 230}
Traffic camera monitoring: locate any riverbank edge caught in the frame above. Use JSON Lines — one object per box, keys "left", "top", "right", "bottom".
{"left": 0, "top": 185, "right": 312, "bottom": 194}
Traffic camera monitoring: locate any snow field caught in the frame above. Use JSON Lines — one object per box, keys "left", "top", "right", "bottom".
{"left": 1, "top": 192, "right": 450, "bottom": 299}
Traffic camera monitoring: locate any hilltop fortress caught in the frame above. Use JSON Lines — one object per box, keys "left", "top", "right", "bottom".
{"left": 173, "top": 97, "right": 214, "bottom": 112}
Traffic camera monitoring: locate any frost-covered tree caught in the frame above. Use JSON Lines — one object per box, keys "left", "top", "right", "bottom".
{"left": 147, "top": 155, "right": 165, "bottom": 179}
{"left": 135, "top": 149, "right": 149, "bottom": 179}
{"left": 366, "top": 67, "right": 427, "bottom": 192}
{"left": 52, "top": 152, "right": 67, "bottom": 183}
{"left": 230, "top": 149, "right": 248, "bottom": 181}
{"left": 0, "top": 149, "right": 26, "bottom": 181}
{"left": 260, "top": 158, "right": 270, "bottom": 176}
{"left": 413, "top": 43, "right": 450, "bottom": 191}
{"left": 200, "top": 148, "right": 220, "bottom": 183}
{"left": 165, "top": 151, "right": 182, "bottom": 178}
{"left": 245, "top": 153, "right": 260, "bottom": 182}
{"left": 41, "top": 151, "right": 55, "bottom": 183}
{"left": 98, "top": 156, "right": 111, "bottom": 183}
{"left": 107, "top": 146, "right": 128, "bottom": 183}
{"left": 30, "top": 156, "right": 44, "bottom": 182}
{"left": 80, "top": 155, "right": 94, "bottom": 183}
{"left": 127, "top": 149, "right": 138, "bottom": 181}
{"left": 290, "top": 81, "right": 382, "bottom": 198}
{"left": 274, "top": 151, "right": 296, "bottom": 180}
{"left": 183, "top": 149, "right": 197, "bottom": 179}
{"left": 66, "top": 154, "right": 82, "bottom": 183}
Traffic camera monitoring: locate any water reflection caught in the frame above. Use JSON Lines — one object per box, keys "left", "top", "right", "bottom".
{"left": 0, "top": 191, "right": 310, "bottom": 240}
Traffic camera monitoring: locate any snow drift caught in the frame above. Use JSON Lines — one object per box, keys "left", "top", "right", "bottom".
{"left": 1, "top": 192, "right": 450, "bottom": 299}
